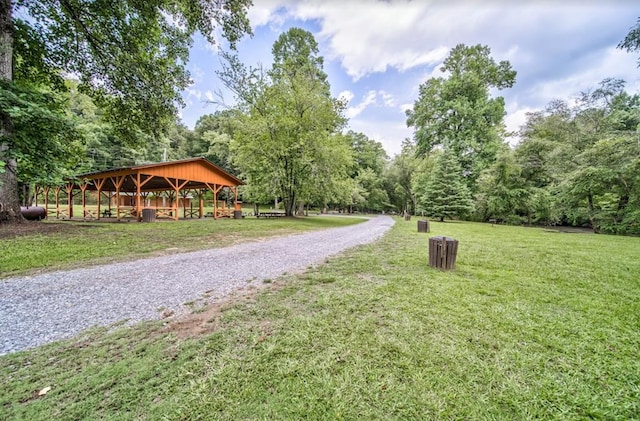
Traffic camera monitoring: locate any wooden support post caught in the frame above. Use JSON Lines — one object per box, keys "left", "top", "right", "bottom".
{"left": 198, "top": 190, "right": 204, "bottom": 219}
{"left": 131, "top": 174, "right": 155, "bottom": 222}
{"left": 93, "top": 177, "right": 107, "bottom": 220}
{"left": 174, "top": 187, "right": 180, "bottom": 220}
{"left": 34, "top": 185, "right": 40, "bottom": 207}
{"left": 65, "top": 183, "right": 74, "bottom": 219}
{"left": 233, "top": 187, "right": 239, "bottom": 210}
{"left": 205, "top": 183, "right": 223, "bottom": 220}
{"left": 54, "top": 187, "right": 61, "bottom": 219}
{"left": 136, "top": 172, "right": 142, "bottom": 222}
{"left": 43, "top": 187, "right": 50, "bottom": 219}
{"left": 180, "top": 189, "right": 190, "bottom": 218}
{"left": 214, "top": 186, "right": 217, "bottom": 219}
{"left": 110, "top": 176, "right": 126, "bottom": 220}
{"left": 80, "top": 183, "right": 88, "bottom": 220}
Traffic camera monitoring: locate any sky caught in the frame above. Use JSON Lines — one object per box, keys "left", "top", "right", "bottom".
{"left": 179, "top": 0, "right": 640, "bottom": 157}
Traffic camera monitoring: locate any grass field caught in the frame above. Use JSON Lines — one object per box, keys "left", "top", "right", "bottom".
{"left": 1, "top": 218, "right": 639, "bottom": 420}
{"left": 0, "top": 215, "right": 365, "bottom": 278}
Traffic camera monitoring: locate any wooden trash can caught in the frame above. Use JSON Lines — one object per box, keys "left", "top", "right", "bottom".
{"left": 417, "top": 220, "right": 430, "bottom": 233}
{"left": 233, "top": 210, "right": 243, "bottom": 219}
{"left": 142, "top": 208, "right": 156, "bottom": 222}
{"left": 428, "top": 236, "right": 458, "bottom": 270}
{"left": 404, "top": 213, "right": 411, "bottom": 221}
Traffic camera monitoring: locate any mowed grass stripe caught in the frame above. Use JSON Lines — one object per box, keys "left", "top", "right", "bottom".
{"left": 1, "top": 218, "right": 639, "bottom": 420}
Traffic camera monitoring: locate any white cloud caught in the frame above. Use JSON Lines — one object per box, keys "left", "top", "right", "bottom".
{"left": 182, "top": 1, "right": 639, "bottom": 156}
{"left": 347, "top": 119, "right": 412, "bottom": 157}
{"left": 505, "top": 102, "right": 534, "bottom": 131}
{"left": 205, "top": 91, "right": 215, "bottom": 102}
{"left": 338, "top": 90, "right": 354, "bottom": 103}
{"left": 189, "top": 65, "right": 206, "bottom": 84}
{"left": 345, "top": 90, "right": 400, "bottom": 119}
{"left": 251, "top": 1, "right": 637, "bottom": 84}
{"left": 247, "top": 0, "right": 291, "bottom": 31}
{"left": 186, "top": 89, "right": 203, "bottom": 101}
{"left": 346, "top": 90, "right": 377, "bottom": 119}
{"left": 379, "top": 91, "right": 396, "bottom": 107}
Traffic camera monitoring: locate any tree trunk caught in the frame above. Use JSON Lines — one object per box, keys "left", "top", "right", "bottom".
{"left": 410, "top": 194, "right": 417, "bottom": 216}
{"left": 0, "top": 0, "right": 23, "bottom": 223}
{"left": 587, "top": 192, "right": 598, "bottom": 233}
{"left": 616, "top": 194, "right": 629, "bottom": 223}
{"left": 284, "top": 194, "right": 295, "bottom": 216}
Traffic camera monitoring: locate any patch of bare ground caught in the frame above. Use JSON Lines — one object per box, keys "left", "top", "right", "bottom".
{"left": 160, "top": 280, "right": 287, "bottom": 340}
{"left": 0, "top": 221, "right": 93, "bottom": 239}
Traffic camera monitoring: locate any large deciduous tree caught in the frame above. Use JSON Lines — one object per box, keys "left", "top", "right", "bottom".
{"left": 0, "top": 0, "right": 252, "bottom": 223}
{"left": 219, "top": 28, "right": 350, "bottom": 216}
{"left": 406, "top": 44, "right": 516, "bottom": 191}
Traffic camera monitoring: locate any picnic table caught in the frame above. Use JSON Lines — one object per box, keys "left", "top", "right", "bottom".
{"left": 256, "top": 212, "right": 286, "bottom": 218}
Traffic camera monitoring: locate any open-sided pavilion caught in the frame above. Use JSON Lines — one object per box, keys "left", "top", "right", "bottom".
{"left": 34, "top": 158, "right": 244, "bottom": 221}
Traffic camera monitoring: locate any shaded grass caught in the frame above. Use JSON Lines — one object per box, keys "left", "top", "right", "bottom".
{"left": 0, "top": 216, "right": 365, "bottom": 278}
{"left": 1, "top": 219, "right": 640, "bottom": 419}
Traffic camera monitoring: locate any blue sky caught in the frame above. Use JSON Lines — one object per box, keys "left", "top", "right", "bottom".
{"left": 179, "top": 0, "right": 640, "bottom": 157}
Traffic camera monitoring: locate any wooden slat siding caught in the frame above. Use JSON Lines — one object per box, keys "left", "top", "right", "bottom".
{"left": 139, "top": 161, "right": 238, "bottom": 186}
{"left": 418, "top": 220, "right": 430, "bottom": 233}
{"left": 428, "top": 236, "right": 458, "bottom": 270}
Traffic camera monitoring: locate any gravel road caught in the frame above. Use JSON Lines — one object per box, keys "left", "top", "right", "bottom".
{"left": 0, "top": 216, "right": 394, "bottom": 355}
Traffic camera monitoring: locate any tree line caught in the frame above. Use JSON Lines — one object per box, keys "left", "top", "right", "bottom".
{"left": 1, "top": 2, "right": 639, "bottom": 234}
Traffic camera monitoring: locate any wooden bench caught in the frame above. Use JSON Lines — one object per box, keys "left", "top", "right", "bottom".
{"left": 257, "top": 212, "right": 286, "bottom": 218}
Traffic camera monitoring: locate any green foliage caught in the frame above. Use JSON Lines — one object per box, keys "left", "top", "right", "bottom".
{"left": 346, "top": 130, "right": 388, "bottom": 177}
{"left": 385, "top": 140, "right": 423, "bottom": 214}
{"left": 417, "top": 148, "right": 474, "bottom": 221}
{"left": 1, "top": 0, "right": 252, "bottom": 219}
{"left": 343, "top": 131, "right": 390, "bottom": 212}
{"left": 188, "top": 110, "right": 240, "bottom": 173}
{"left": 14, "top": 0, "right": 252, "bottom": 144}
{"left": 475, "top": 151, "right": 533, "bottom": 223}
{"left": 351, "top": 167, "right": 389, "bottom": 212}
{"left": 0, "top": 80, "right": 82, "bottom": 185}
{"left": 406, "top": 44, "right": 516, "bottom": 190}
{"left": 219, "top": 28, "right": 350, "bottom": 215}
{"left": 513, "top": 79, "right": 640, "bottom": 234}
{"left": 618, "top": 17, "right": 640, "bottom": 67}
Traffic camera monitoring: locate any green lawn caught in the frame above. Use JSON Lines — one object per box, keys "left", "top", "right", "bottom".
{"left": 0, "top": 215, "right": 365, "bottom": 278}
{"left": 1, "top": 218, "right": 639, "bottom": 420}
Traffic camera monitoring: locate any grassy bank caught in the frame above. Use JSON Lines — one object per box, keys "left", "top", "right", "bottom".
{"left": 2, "top": 218, "right": 639, "bottom": 419}
{"left": 0, "top": 216, "right": 366, "bottom": 278}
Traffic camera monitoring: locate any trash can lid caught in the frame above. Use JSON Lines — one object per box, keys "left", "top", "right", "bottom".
{"left": 430, "top": 236, "right": 457, "bottom": 241}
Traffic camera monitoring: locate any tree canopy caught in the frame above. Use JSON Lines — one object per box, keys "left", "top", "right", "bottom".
{"left": 406, "top": 44, "right": 516, "bottom": 191}
{"left": 219, "top": 27, "right": 350, "bottom": 216}
{"left": 0, "top": 0, "right": 252, "bottom": 222}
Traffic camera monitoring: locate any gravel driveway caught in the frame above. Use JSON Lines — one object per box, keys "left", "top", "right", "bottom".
{"left": 0, "top": 215, "right": 394, "bottom": 355}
